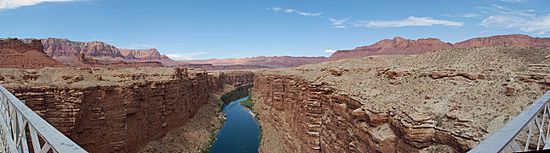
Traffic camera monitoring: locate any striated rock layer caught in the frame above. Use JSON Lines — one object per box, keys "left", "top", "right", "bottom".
{"left": 0, "top": 67, "right": 254, "bottom": 153}
{"left": 39, "top": 38, "right": 173, "bottom": 65}
{"left": 119, "top": 48, "right": 171, "bottom": 61}
{"left": 0, "top": 38, "right": 64, "bottom": 68}
{"left": 330, "top": 34, "right": 550, "bottom": 60}
{"left": 253, "top": 46, "right": 550, "bottom": 152}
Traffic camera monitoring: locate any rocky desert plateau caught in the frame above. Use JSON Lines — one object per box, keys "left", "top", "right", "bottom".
{"left": 2, "top": 1, "right": 550, "bottom": 153}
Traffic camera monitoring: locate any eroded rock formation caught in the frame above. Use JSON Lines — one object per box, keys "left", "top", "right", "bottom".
{"left": 39, "top": 38, "right": 173, "bottom": 65}
{"left": 330, "top": 34, "right": 550, "bottom": 60}
{"left": 0, "top": 38, "right": 64, "bottom": 68}
{"left": 0, "top": 67, "right": 254, "bottom": 153}
{"left": 253, "top": 46, "right": 550, "bottom": 152}
{"left": 330, "top": 37, "right": 452, "bottom": 59}
{"left": 120, "top": 48, "right": 171, "bottom": 61}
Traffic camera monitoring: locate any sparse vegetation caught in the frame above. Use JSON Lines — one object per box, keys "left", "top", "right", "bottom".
{"left": 240, "top": 97, "right": 255, "bottom": 109}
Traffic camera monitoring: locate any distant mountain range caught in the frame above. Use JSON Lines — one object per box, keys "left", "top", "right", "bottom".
{"left": 3, "top": 34, "right": 550, "bottom": 69}
{"left": 37, "top": 38, "right": 172, "bottom": 65}
{"left": 179, "top": 56, "right": 328, "bottom": 68}
{"left": 330, "top": 34, "right": 550, "bottom": 59}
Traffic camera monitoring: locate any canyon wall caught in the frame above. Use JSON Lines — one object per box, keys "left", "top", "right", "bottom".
{"left": 220, "top": 83, "right": 253, "bottom": 104}
{"left": 1, "top": 68, "right": 254, "bottom": 153}
{"left": 252, "top": 46, "right": 550, "bottom": 153}
{"left": 253, "top": 74, "right": 472, "bottom": 153}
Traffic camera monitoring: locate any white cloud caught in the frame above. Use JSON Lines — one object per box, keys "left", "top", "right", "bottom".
{"left": 442, "top": 13, "right": 480, "bottom": 18}
{"left": 166, "top": 52, "right": 208, "bottom": 60}
{"left": 477, "top": 4, "right": 549, "bottom": 35}
{"left": 463, "top": 13, "right": 480, "bottom": 18}
{"left": 480, "top": 13, "right": 550, "bottom": 34}
{"left": 353, "top": 16, "right": 463, "bottom": 28}
{"left": 267, "top": 7, "right": 322, "bottom": 17}
{"left": 500, "top": 0, "right": 526, "bottom": 3}
{"left": 324, "top": 49, "right": 337, "bottom": 53}
{"left": 0, "top": 0, "right": 76, "bottom": 10}
{"left": 329, "top": 18, "right": 348, "bottom": 29}
{"left": 492, "top": 4, "right": 508, "bottom": 10}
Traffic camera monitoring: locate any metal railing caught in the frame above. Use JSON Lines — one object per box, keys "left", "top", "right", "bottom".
{"left": 0, "top": 85, "right": 87, "bottom": 153}
{"left": 469, "top": 91, "right": 550, "bottom": 153}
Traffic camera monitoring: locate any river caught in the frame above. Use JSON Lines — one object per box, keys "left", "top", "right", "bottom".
{"left": 209, "top": 97, "right": 260, "bottom": 153}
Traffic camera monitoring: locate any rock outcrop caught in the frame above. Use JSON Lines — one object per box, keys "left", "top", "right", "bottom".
{"left": 0, "top": 67, "right": 254, "bottom": 153}
{"left": 330, "top": 37, "right": 452, "bottom": 59}
{"left": 40, "top": 38, "right": 172, "bottom": 65}
{"left": 0, "top": 38, "right": 64, "bottom": 68}
{"left": 42, "top": 38, "right": 123, "bottom": 58}
{"left": 253, "top": 46, "right": 550, "bottom": 152}
{"left": 454, "top": 34, "right": 550, "bottom": 48}
{"left": 330, "top": 34, "right": 550, "bottom": 60}
{"left": 119, "top": 48, "right": 171, "bottom": 60}
{"left": 75, "top": 53, "right": 164, "bottom": 68}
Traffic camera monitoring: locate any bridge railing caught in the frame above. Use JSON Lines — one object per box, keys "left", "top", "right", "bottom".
{"left": 469, "top": 91, "right": 550, "bottom": 153}
{"left": 0, "top": 85, "right": 87, "bottom": 153}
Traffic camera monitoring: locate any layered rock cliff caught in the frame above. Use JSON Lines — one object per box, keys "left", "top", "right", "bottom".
{"left": 0, "top": 38, "right": 64, "bottom": 68}
{"left": 42, "top": 38, "right": 123, "bottom": 58}
{"left": 119, "top": 48, "right": 171, "bottom": 60}
{"left": 0, "top": 67, "right": 254, "bottom": 153}
{"left": 40, "top": 38, "right": 172, "bottom": 64}
{"left": 253, "top": 46, "right": 550, "bottom": 152}
{"left": 330, "top": 37, "right": 452, "bottom": 59}
{"left": 454, "top": 34, "right": 550, "bottom": 47}
{"left": 330, "top": 34, "right": 550, "bottom": 60}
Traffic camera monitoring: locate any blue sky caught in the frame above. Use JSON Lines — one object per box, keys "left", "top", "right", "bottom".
{"left": 1, "top": 0, "right": 549, "bottom": 59}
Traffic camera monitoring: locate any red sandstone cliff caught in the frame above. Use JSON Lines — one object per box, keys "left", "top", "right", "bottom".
{"left": 0, "top": 68, "right": 254, "bottom": 153}
{"left": 330, "top": 34, "right": 550, "bottom": 60}
{"left": 454, "top": 34, "right": 550, "bottom": 47}
{"left": 0, "top": 38, "right": 64, "bottom": 68}
{"left": 40, "top": 38, "right": 172, "bottom": 64}
{"left": 119, "top": 48, "right": 171, "bottom": 61}
{"left": 330, "top": 37, "right": 452, "bottom": 59}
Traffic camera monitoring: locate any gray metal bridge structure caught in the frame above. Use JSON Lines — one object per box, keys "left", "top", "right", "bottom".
{"left": 0, "top": 85, "right": 87, "bottom": 153}
{"left": 470, "top": 91, "right": 550, "bottom": 153}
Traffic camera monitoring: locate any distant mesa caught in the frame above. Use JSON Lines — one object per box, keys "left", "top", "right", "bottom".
{"left": 178, "top": 56, "right": 329, "bottom": 69}
{"left": 330, "top": 34, "right": 550, "bottom": 60}
{"left": 119, "top": 48, "right": 171, "bottom": 61}
{"left": 40, "top": 38, "right": 173, "bottom": 65}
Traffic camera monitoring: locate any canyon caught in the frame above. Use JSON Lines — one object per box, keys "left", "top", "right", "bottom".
{"left": 252, "top": 46, "right": 550, "bottom": 152}
{"left": 2, "top": 34, "right": 550, "bottom": 153}
{"left": 0, "top": 67, "right": 254, "bottom": 153}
